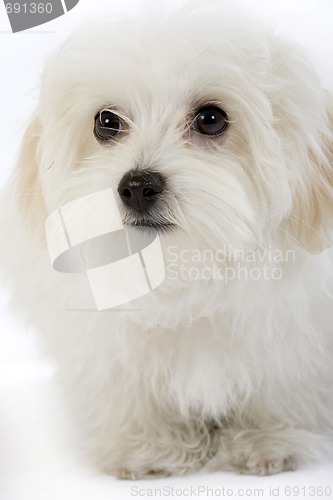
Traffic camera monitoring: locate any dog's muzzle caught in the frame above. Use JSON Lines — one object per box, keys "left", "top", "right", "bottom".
{"left": 117, "top": 169, "right": 166, "bottom": 212}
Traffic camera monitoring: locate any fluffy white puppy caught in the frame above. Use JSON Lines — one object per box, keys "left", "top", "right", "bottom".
{"left": 1, "top": 1, "right": 333, "bottom": 479}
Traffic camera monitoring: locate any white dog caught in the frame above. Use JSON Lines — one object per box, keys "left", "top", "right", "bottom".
{"left": 1, "top": 1, "right": 333, "bottom": 479}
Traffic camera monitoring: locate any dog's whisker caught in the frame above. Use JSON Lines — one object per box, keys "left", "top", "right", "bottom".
{"left": 252, "top": 202, "right": 323, "bottom": 239}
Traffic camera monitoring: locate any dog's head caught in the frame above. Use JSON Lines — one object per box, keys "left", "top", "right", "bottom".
{"left": 14, "top": 3, "right": 333, "bottom": 258}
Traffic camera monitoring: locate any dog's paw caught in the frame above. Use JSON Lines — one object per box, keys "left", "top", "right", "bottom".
{"left": 206, "top": 429, "right": 299, "bottom": 476}
{"left": 117, "top": 468, "right": 171, "bottom": 480}
{"left": 234, "top": 454, "right": 297, "bottom": 475}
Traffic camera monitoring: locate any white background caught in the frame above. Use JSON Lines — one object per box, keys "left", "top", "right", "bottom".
{"left": 0, "top": 1, "right": 333, "bottom": 499}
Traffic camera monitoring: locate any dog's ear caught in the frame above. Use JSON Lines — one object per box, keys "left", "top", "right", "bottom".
{"left": 12, "top": 116, "right": 47, "bottom": 235}
{"left": 269, "top": 38, "right": 333, "bottom": 252}
{"left": 287, "top": 93, "right": 333, "bottom": 252}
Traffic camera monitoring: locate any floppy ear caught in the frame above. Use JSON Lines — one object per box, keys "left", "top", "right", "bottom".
{"left": 287, "top": 93, "right": 333, "bottom": 252}
{"left": 12, "top": 116, "right": 47, "bottom": 236}
{"left": 269, "top": 37, "right": 333, "bottom": 252}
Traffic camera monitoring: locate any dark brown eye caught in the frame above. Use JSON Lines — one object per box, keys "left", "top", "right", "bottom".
{"left": 194, "top": 106, "right": 228, "bottom": 136}
{"left": 94, "top": 109, "right": 123, "bottom": 141}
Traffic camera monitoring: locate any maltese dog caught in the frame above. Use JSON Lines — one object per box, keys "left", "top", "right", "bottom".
{"left": 1, "top": 1, "right": 333, "bottom": 479}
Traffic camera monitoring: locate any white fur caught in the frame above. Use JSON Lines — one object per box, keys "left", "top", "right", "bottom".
{"left": 1, "top": 2, "right": 333, "bottom": 479}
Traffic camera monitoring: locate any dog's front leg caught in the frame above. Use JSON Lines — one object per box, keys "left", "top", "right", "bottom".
{"left": 107, "top": 414, "right": 215, "bottom": 480}
{"left": 205, "top": 426, "right": 330, "bottom": 475}
{"left": 73, "top": 378, "right": 215, "bottom": 479}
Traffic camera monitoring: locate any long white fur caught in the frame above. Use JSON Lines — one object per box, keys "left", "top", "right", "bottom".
{"left": 1, "top": 1, "right": 333, "bottom": 478}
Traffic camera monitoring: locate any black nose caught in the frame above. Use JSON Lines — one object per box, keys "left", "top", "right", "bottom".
{"left": 117, "top": 170, "right": 166, "bottom": 212}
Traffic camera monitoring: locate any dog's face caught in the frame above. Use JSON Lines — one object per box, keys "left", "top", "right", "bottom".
{"left": 15, "top": 5, "right": 333, "bottom": 259}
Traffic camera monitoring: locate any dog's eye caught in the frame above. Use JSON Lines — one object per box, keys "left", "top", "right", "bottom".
{"left": 193, "top": 106, "right": 228, "bottom": 136}
{"left": 94, "top": 110, "right": 123, "bottom": 141}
